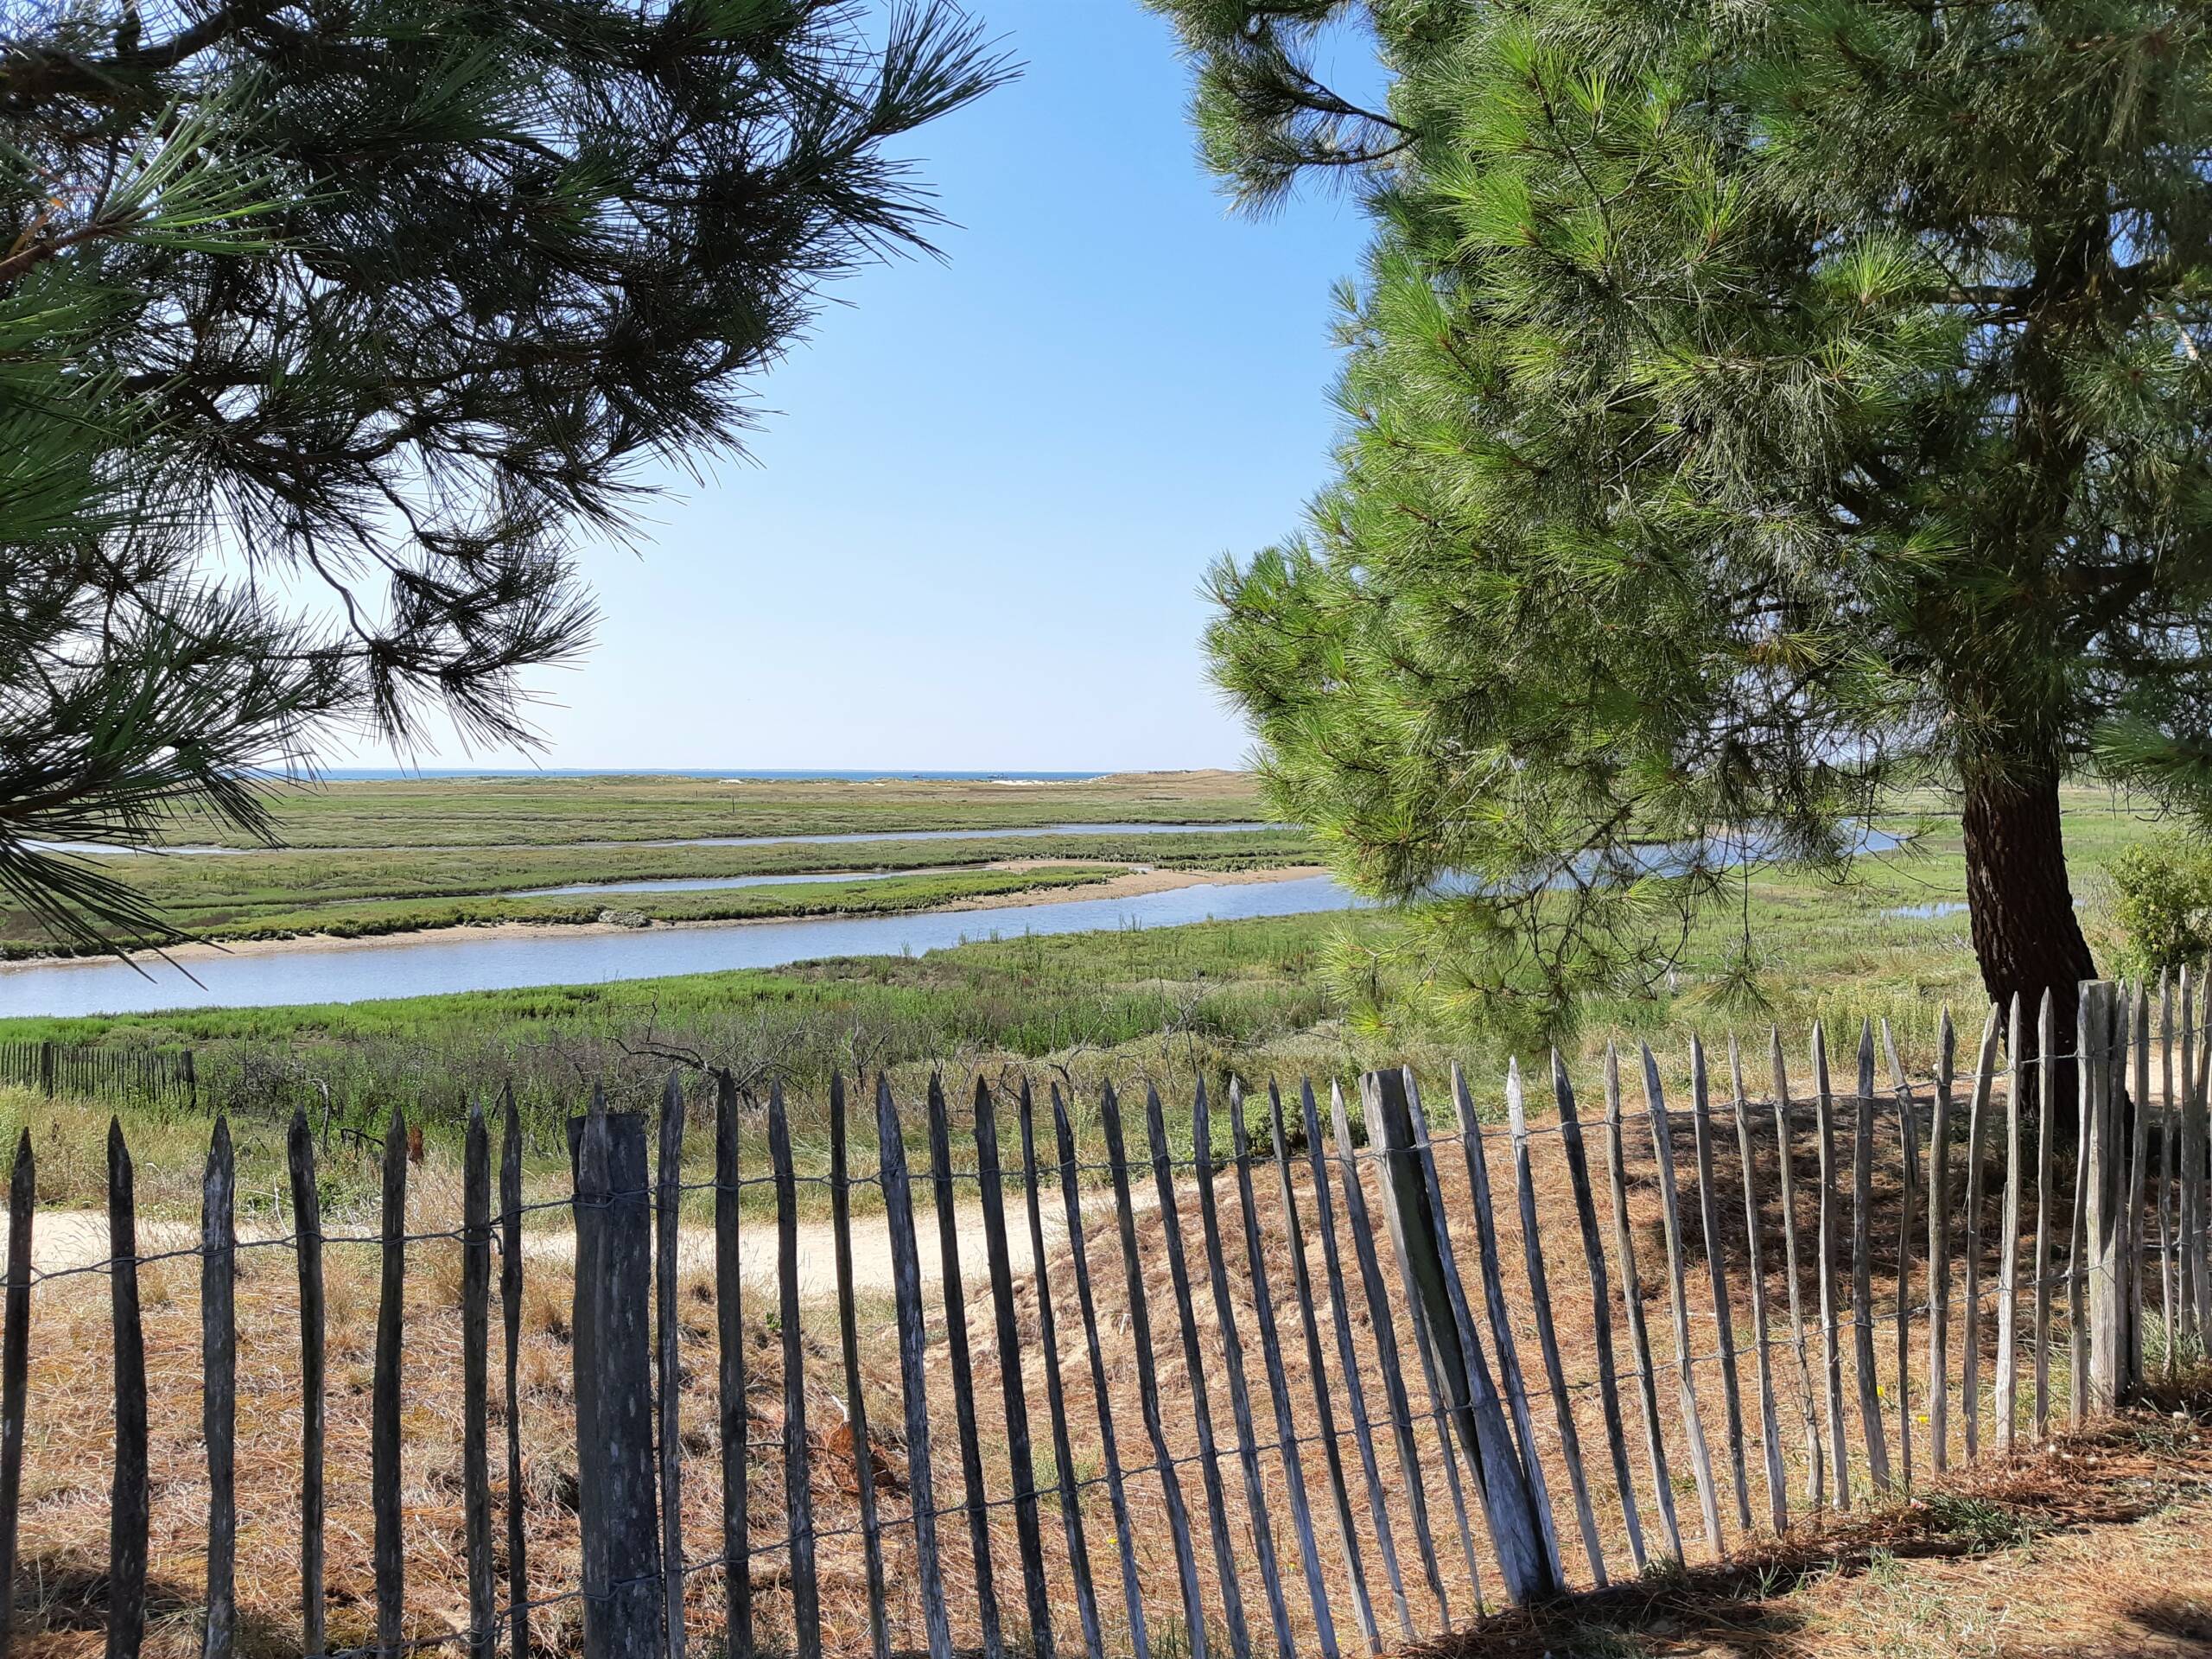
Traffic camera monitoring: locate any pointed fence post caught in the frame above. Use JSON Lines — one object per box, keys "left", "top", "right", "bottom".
{"left": 1811, "top": 1027, "right": 1850, "bottom": 1510}
{"left": 207, "top": 1119, "right": 239, "bottom": 1659}
{"left": 1925, "top": 1012, "right": 1955, "bottom": 1474}
{"left": 1851, "top": 1022, "right": 1892, "bottom": 1491}
{"left": 2086, "top": 982, "right": 2126, "bottom": 1413}
{"left": 876, "top": 1077, "right": 955, "bottom": 1659}
{"left": 289, "top": 1109, "right": 327, "bottom": 1659}
{"left": 1961, "top": 1007, "right": 2001, "bottom": 1460}
{"left": 0, "top": 1133, "right": 29, "bottom": 1656}
{"left": 372, "top": 1110, "right": 407, "bottom": 1659}
{"left": 1996, "top": 997, "right": 2024, "bottom": 1456}
{"left": 1768, "top": 1032, "right": 1823, "bottom": 1515}
{"left": 570, "top": 1103, "right": 663, "bottom": 1659}
{"left": 463, "top": 1104, "right": 496, "bottom": 1659}
{"left": 1554, "top": 1052, "right": 1647, "bottom": 1570}
{"left": 654, "top": 1076, "right": 690, "bottom": 1659}
{"left": 110, "top": 1121, "right": 149, "bottom": 1658}
{"left": 1640, "top": 1046, "right": 1725, "bottom": 1555}
{"left": 1604, "top": 1046, "right": 1681, "bottom": 1561}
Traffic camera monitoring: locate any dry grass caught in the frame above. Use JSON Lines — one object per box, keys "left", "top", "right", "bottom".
{"left": 3, "top": 1156, "right": 904, "bottom": 1658}
{"left": 0, "top": 1075, "right": 2194, "bottom": 1659}
{"left": 1410, "top": 1408, "right": 2212, "bottom": 1656}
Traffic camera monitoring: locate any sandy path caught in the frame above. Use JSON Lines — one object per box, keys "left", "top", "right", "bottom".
{"left": 6, "top": 1197, "right": 1077, "bottom": 1301}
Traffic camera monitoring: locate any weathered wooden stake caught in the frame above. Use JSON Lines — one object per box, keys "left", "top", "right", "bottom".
{"left": 1277, "top": 1080, "right": 1389, "bottom": 1650}
{"left": 500, "top": 1087, "right": 530, "bottom": 1659}
{"left": 832, "top": 1077, "right": 894, "bottom": 1659}
{"left": 768, "top": 1085, "right": 823, "bottom": 1659}
{"left": 1328, "top": 1082, "right": 1453, "bottom": 1618}
{"left": 1768, "top": 1032, "right": 1824, "bottom": 1515}
{"left": 288, "top": 1107, "right": 327, "bottom": 1659}
{"left": 2181, "top": 966, "right": 2202, "bottom": 1343}
{"left": 1882, "top": 1021, "right": 1919, "bottom": 1491}
{"left": 1925, "top": 1011, "right": 1955, "bottom": 1474}
{"left": 1051, "top": 1085, "right": 1149, "bottom": 1659}
{"left": 1191, "top": 1083, "right": 1294, "bottom": 1658}
{"left": 714, "top": 1073, "right": 752, "bottom": 1659}
{"left": 0, "top": 1128, "right": 23, "bottom": 1656}
{"left": 2033, "top": 990, "right": 2057, "bottom": 1442}
{"left": 463, "top": 1103, "right": 496, "bottom": 1659}
{"left": 1812, "top": 1027, "right": 1851, "bottom": 1510}
{"left": 1101, "top": 1083, "right": 1210, "bottom": 1657}
{"left": 372, "top": 1110, "right": 406, "bottom": 1659}
{"left": 1852, "top": 1022, "right": 1892, "bottom": 1491}
{"left": 1961, "top": 1006, "right": 2000, "bottom": 1460}
{"left": 1996, "top": 997, "right": 2024, "bottom": 1456}
{"left": 1021, "top": 1084, "right": 1107, "bottom": 1659}
{"left": 111, "top": 1121, "right": 149, "bottom": 1659}
{"left": 1604, "top": 1045, "right": 1681, "bottom": 1560}
{"left": 1149, "top": 1084, "right": 1255, "bottom": 1651}
{"left": 653, "top": 1077, "right": 689, "bottom": 1659}
{"left": 927, "top": 1076, "right": 1004, "bottom": 1659}
{"left": 974, "top": 1078, "right": 1056, "bottom": 1659}
{"left": 1688, "top": 1039, "right": 1752, "bottom": 1530}
{"left": 1434, "top": 1067, "right": 1561, "bottom": 1599}
{"left": 206, "top": 1121, "right": 238, "bottom": 1659}
{"left": 876, "top": 1077, "right": 954, "bottom": 1659}
{"left": 1300, "top": 1080, "right": 1416, "bottom": 1640}
{"left": 1510, "top": 1061, "right": 1607, "bottom": 1581}
{"left": 571, "top": 1102, "right": 663, "bottom": 1659}
{"left": 2129, "top": 982, "right": 2153, "bottom": 1390}
{"left": 1374, "top": 1077, "right": 1489, "bottom": 1607}
{"left": 2160, "top": 972, "right": 2177, "bottom": 1379}
{"left": 2086, "top": 982, "right": 2124, "bottom": 1414}
{"left": 1555, "top": 1052, "right": 1648, "bottom": 1567}
{"left": 1232, "top": 1082, "right": 1340, "bottom": 1656}
{"left": 1728, "top": 1040, "right": 1785, "bottom": 1534}
{"left": 1640, "top": 1045, "right": 1724, "bottom": 1554}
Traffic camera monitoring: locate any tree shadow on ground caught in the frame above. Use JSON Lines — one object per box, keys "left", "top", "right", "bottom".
{"left": 1418, "top": 1404, "right": 2212, "bottom": 1658}
{"left": 11, "top": 1543, "right": 297, "bottom": 1657}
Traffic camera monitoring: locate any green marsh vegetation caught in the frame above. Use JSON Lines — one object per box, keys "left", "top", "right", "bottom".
{"left": 1, "top": 773, "right": 1319, "bottom": 957}
{"left": 3, "top": 785, "right": 2175, "bottom": 1217}
{"left": 1, "top": 861, "right": 1169, "bottom": 958}
{"left": 149, "top": 770, "right": 1277, "bottom": 849}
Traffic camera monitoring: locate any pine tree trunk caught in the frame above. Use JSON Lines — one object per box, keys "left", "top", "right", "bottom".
{"left": 1961, "top": 766, "right": 2097, "bottom": 1134}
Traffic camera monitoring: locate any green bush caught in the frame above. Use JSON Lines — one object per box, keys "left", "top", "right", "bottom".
{"left": 2112, "top": 836, "right": 2212, "bottom": 973}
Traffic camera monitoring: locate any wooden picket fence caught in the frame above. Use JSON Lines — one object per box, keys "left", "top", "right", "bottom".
{"left": 0, "top": 1039, "right": 195, "bottom": 1105}
{"left": 0, "top": 975, "right": 2201, "bottom": 1659}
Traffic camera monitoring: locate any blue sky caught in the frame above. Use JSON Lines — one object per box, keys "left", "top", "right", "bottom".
{"left": 353, "top": 2, "right": 1372, "bottom": 773}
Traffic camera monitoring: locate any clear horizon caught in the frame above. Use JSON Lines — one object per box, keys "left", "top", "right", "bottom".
{"left": 334, "top": 3, "right": 1370, "bottom": 778}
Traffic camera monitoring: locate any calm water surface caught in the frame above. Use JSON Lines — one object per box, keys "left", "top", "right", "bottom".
{"left": 0, "top": 876, "right": 1365, "bottom": 1017}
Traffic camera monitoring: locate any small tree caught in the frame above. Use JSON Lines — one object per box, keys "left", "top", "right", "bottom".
{"left": 2, "top": 0, "right": 1007, "bottom": 947}
{"left": 1149, "top": 1, "right": 2212, "bottom": 1043}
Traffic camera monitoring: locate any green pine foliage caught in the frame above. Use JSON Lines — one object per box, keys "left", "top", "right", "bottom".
{"left": 1150, "top": 1, "right": 2212, "bottom": 1037}
{"left": 1, "top": 0, "right": 1008, "bottom": 950}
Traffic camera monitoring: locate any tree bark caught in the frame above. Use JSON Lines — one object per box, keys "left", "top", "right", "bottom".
{"left": 1962, "top": 766, "right": 2097, "bottom": 1130}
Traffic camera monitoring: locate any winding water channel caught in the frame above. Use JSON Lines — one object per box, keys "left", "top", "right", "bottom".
{"left": 0, "top": 874, "right": 1367, "bottom": 1018}
{"left": 0, "top": 821, "right": 1914, "bottom": 1019}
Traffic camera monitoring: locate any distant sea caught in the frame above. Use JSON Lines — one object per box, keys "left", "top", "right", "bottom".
{"left": 312, "top": 767, "right": 1111, "bottom": 782}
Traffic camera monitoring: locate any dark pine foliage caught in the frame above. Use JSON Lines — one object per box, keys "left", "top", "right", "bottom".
{"left": 0, "top": 0, "right": 1007, "bottom": 948}
{"left": 1147, "top": 1, "right": 2212, "bottom": 1039}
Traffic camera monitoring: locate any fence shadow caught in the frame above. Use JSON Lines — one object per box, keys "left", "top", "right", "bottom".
{"left": 10, "top": 1544, "right": 292, "bottom": 1651}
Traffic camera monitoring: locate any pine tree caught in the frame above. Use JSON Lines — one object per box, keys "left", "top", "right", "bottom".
{"left": 1150, "top": 1, "right": 2212, "bottom": 1043}
{"left": 1, "top": 0, "right": 1007, "bottom": 949}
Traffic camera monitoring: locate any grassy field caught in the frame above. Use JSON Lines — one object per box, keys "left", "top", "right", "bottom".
{"left": 0, "top": 784, "right": 2173, "bottom": 1217}
{"left": 4, "top": 1050, "right": 2207, "bottom": 1659}
{"left": 0, "top": 781, "right": 2199, "bottom": 1659}
{"left": 8, "top": 772, "right": 1319, "bottom": 957}
{"left": 152, "top": 769, "right": 1277, "bottom": 849}
{"left": 2, "top": 831, "right": 1316, "bottom": 957}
